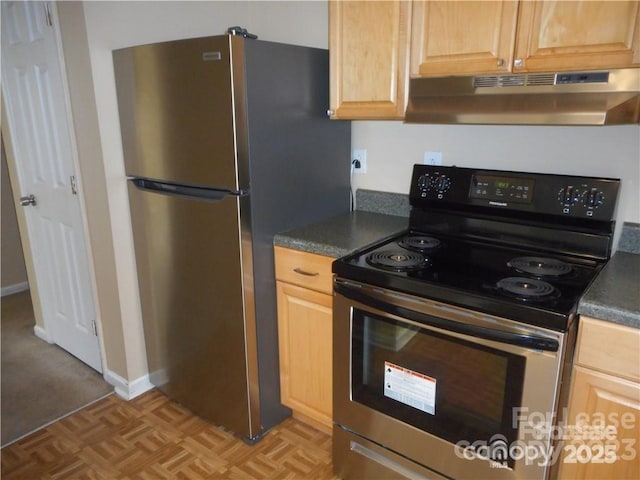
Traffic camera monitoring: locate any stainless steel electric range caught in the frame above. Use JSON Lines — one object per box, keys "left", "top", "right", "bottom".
{"left": 332, "top": 165, "right": 620, "bottom": 480}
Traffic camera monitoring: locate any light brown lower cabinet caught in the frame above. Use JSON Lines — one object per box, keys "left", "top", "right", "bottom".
{"left": 558, "top": 316, "right": 640, "bottom": 479}
{"left": 274, "top": 246, "right": 334, "bottom": 434}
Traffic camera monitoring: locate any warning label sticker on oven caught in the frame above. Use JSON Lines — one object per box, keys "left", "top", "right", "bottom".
{"left": 383, "top": 361, "right": 436, "bottom": 415}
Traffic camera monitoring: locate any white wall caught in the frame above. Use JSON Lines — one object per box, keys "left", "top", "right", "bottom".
{"left": 81, "top": 0, "right": 640, "bottom": 381}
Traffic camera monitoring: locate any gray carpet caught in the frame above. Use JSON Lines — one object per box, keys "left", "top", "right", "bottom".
{"left": 1, "top": 290, "right": 113, "bottom": 446}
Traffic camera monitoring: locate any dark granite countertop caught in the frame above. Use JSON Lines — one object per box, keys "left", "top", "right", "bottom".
{"left": 617, "top": 222, "right": 640, "bottom": 255}
{"left": 578, "top": 251, "right": 640, "bottom": 329}
{"left": 274, "top": 210, "right": 408, "bottom": 259}
{"left": 578, "top": 223, "right": 640, "bottom": 329}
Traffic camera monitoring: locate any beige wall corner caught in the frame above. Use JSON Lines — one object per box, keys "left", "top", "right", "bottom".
{"left": 56, "top": 1, "right": 146, "bottom": 382}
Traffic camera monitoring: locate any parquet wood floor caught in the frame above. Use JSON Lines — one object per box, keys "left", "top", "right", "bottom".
{"left": 1, "top": 389, "right": 334, "bottom": 479}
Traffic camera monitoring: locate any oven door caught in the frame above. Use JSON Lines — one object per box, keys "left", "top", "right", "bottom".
{"left": 333, "top": 278, "right": 572, "bottom": 480}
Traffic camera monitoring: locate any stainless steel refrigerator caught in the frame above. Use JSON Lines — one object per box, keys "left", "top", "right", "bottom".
{"left": 113, "top": 34, "right": 350, "bottom": 442}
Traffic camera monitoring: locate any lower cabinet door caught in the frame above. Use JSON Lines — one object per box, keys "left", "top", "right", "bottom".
{"left": 558, "top": 366, "right": 640, "bottom": 480}
{"left": 277, "top": 281, "right": 333, "bottom": 433}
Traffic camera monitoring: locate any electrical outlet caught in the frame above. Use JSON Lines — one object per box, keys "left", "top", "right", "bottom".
{"left": 353, "top": 149, "right": 367, "bottom": 173}
{"left": 424, "top": 151, "right": 443, "bottom": 166}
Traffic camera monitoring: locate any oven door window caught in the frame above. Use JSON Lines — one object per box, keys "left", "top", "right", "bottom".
{"left": 352, "top": 308, "right": 525, "bottom": 450}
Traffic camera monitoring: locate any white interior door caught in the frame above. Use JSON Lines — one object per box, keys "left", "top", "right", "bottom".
{"left": 1, "top": 1, "right": 102, "bottom": 372}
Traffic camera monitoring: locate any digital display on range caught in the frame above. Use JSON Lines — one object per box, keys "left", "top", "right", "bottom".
{"left": 469, "top": 175, "right": 535, "bottom": 204}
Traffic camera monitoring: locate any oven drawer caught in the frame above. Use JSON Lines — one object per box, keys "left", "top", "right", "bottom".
{"left": 274, "top": 246, "right": 334, "bottom": 294}
{"left": 333, "top": 425, "right": 449, "bottom": 480}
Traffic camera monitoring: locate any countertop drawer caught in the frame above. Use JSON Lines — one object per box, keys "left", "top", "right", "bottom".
{"left": 274, "top": 246, "right": 334, "bottom": 295}
{"left": 576, "top": 316, "right": 640, "bottom": 383}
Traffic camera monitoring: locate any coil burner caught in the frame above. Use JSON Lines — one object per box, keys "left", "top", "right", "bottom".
{"left": 398, "top": 235, "right": 442, "bottom": 253}
{"left": 366, "top": 250, "right": 429, "bottom": 272}
{"left": 496, "top": 276, "right": 559, "bottom": 301}
{"left": 507, "top": 256, "right": 573, "bottom": 278}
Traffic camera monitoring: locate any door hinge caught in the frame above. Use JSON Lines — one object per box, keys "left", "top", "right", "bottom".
{"left": 43, "top": 2, "right": 53, "bottom": 27}
{"left": 92, "top": 320, "right": 98, "bottom": 336}
{"left": 70, "top": 175, "right": 78, "bottom": 195}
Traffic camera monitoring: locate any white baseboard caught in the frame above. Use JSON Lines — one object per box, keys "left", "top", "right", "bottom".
{"left": 1, "top": 281, "right": 29, "bottom": 297}
{"left": 103, "top": 369, "right": 154, "bottom": 400}
{"left": 33, "top": 325, "right": 54, "bottom": 344}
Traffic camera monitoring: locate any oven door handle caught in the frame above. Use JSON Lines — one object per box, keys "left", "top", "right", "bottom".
{"left": 335, "top": 282, "right": 559, "bottom": 352}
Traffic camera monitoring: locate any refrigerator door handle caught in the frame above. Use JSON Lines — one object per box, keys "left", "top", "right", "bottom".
{"left": 129, "top": 177, "right": 248, "bottom": 201}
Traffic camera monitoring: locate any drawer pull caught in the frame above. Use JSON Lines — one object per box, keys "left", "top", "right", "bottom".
{"left": 294, "top": 267, "right": 319, "bottom": 277}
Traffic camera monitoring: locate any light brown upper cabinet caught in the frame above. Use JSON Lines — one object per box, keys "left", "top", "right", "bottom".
{"left": 411, "top": 0, "right": 640, "bottom": 77}
{"left": 410, "top": 1, "right": 519, "bottom": 76}
{"left": 329, "top": 0, "right": 411, "bottom": 119}
{"left": 514, "top": 0, "right": 640, "bottom": 72}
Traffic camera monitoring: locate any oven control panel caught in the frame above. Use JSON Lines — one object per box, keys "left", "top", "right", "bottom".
{"left": 410, "top": 165, "right": 620, "bottom": 220}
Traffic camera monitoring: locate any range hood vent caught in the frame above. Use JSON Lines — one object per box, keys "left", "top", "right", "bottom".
{"left": 473, "top": 73, "right": 557, "bottom": 88}
{"left": 405, "top": 68, "right": 640, "bottom": 126}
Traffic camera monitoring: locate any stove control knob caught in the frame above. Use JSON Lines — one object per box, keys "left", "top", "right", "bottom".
{"left": 435, "top": 175, "right": 451, "bottom": 193}
{"left": 582, "top": 188, "right": 604, "bottom": 208}
{"left": 417, "top": 174, "right": 432, "bottom": 197}
{"left": 558, "top": 186, "right": 579, "bottom": 206}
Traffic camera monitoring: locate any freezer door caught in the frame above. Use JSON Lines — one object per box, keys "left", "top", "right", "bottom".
{"left": 114, "top": 36, "right": 239, "bottom": 190}
{"left": 128, "top": 181, "right": 258, "bottom": 437}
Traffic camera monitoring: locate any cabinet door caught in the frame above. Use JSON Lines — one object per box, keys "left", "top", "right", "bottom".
{"left": 559, "top": 366, "right": 640, "bottom": 479}
{"left": 515, "top": 0, "right": 640, "bottom": 72}
{"left": 410, "top": 0, "right": 518, "bottom": 76}
{"left": 277, "top": 281, "right": 333, "bottom": 433}
{"left": 329, "top": 0, "right": 411, "bottom": 119}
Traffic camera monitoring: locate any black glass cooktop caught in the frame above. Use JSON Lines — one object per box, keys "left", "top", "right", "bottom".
{"left": 333, "top": 231, "right": 605, "bottom": 331}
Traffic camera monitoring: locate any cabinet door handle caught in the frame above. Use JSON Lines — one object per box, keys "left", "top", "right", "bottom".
{"left": 294, "top": 267, "right": 319, "bottom": 277}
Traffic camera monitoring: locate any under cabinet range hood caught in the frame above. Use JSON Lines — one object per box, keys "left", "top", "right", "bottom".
{"left": 405, "top": 68, "right": 640, "bottom": 126}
